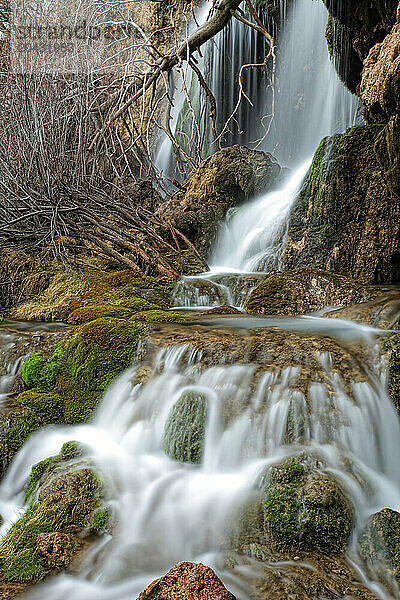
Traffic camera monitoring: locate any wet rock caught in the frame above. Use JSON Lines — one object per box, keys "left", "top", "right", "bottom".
{"left": 163, "top": 391, "right": 208, "bottom": 464}
{"left": 244, "top": 269, "right": 377, "bottom": 316}
{"left": 262, "top": 457, "right": 354, "bottom": 554}
{"left": 36, "top": 532, "right": 74, "bottom": 569}
{"left": 137, "top": 561, "right": 236, "bottom": 600}
{"left": 200, "top": 305, "right": 241, "bottom": 315}
{"left": 156, "top": 146, "right": 283, "bottom": 257}
{"left": 359, "top": 18, "right": 400, "bottom": 123}
{"left": 322, "top": 0, "right": 398, "bottom": 94}
{"left": 384, "top": 331, "right": 400, "bottom": 413}
{"left": 359, "top": 508, "right": 400, "bottom": 584}
{"left": 327, "top": 288, "right": 400, "bottom": 328}
{"left": 283, "top": 126, "right": 400, "bottom": 284}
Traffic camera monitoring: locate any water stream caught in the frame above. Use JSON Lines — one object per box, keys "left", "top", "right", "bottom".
{"left": 0, "top": 1, "right": 398, "bottom": 599}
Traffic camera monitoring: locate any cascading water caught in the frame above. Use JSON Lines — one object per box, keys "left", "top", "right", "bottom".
{"left": 2, "top": 319, "right": 399, "bottom": 599}
{"left": 171, "top": 0, "right": 361, "bottom": 309}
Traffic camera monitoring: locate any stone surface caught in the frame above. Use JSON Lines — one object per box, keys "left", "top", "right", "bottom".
{"left": 359, "top": 21, "right": 400, "bottom": 123}
{"left": 137, "top": 562, "right": 236, "bottom": 600}
{"left": 243, "top": 269, "right": 378, "bottom": 316}
{"left": 359, "top": 508, "right": 400, "bottom": 585}
{"left": 156, "top": 146, "right": 283, "bottom": 257}
{"left": 36, "top": 532, "right": 74, "bottom": 569}
{"left": 283, "top": 126, "right": 400, "bottom": 284}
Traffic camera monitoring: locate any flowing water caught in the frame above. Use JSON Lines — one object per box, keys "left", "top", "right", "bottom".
{"left": 1, "top": 318, "right": 399, "bottom": 599}
{"left": 0, "top": 1, "right": 398, "bottom": 599}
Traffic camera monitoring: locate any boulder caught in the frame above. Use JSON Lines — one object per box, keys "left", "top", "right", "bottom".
{"left": 156, "top": 146, "right": 283, "bottom": 257}
{"left": 137, "top": 561, "right": 236, "bottom": 600}
{"left": 262, "top": 457, "right": 354, "bottom": 554}
{"left": 283, "top": 126, "right": 400, "bottom": 284}
{"left": 244, "top": 269, "right": 377, "bottom": 315}
{"left": 163, "top": 391, "right": 208, "bottom": 464}
{"left": 359, "top": 508, "right": 400, "bottom": 584}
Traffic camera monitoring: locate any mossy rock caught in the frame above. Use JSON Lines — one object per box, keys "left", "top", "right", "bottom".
{"left": 0, "top": 407, "right": 41, "bottom": 481}
{"left": 0, "top": 452, "right": 103, "bottom": 583}
{"left": 262, "top": 457, "right": 354, "bottom": 553}
{"left": 244, "top": 269, "right": 376, "bottom": 316}
{"left": 283, "top": 125, "right": 400, "bottom": 284}
{"left": 157, "top": 146, "right": 283, "bottom": 256}
{"left": 132, "top": 310, "right": 188, "bottom": 323}
{"left": 383, "top": 331, "right": 400, "bottom": 413}
{"left": 359, "top": 508, "right": 400, "bottom": 584}
{"left": 21, "top": 354, "right": 47, "bottom": 388}
{"left": 67, "top": 304, "right": 133, "bottom": 324}
{"left": 163, "top": 391, "right": 208, "bottom": 464}
{"left": 17, "top": 318, "right": 145, "bottom": 425}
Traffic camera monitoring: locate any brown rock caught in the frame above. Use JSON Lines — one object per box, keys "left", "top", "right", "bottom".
{"left": 137, "top": 562, "right": 236, "bottom": 600}
{"left": 36, "top": 532, "right": 74, "bottom": 568}
{"left": 200, "top": 305, "right": 241, "bottom": 316}
{"left": 359, "top": 21, "right": 400, "bottom": 123}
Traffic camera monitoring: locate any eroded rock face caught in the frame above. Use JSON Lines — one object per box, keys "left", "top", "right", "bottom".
{"left": 283, "top": 126, "right": 400, "bottom": 284}
{"left": 156, "top": 146, "right": 283, "bottom": 257}
{"left": 359, "top": 20, "right": 400, "bottom": 123}
{"left": 323, "top": 0, "right": 398, "bottom": 93}
{"left": 137, "top": 561, "right": 236, "bottom": 600}
{"left": 359, "top": 508, "right": 400, "bottom": 586}
{"left": 243, "top": 269, "right": 378, "bottom": 316}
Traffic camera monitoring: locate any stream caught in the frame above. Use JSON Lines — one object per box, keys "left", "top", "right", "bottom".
{"left": 0, "top": 0, "right": 398, "bottom": 599}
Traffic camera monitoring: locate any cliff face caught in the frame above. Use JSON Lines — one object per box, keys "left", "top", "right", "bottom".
{"left": 283, "top": 2, "right": 400, "bottom": 284}
{"left": 283, "top": 125, "right": 400, "bottom": 283}
{"left": 323, "top": 0, "right": 398, "bottom": 94}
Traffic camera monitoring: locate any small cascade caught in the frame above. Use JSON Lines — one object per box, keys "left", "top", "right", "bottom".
{"left": 2, "top": 319, "right": 400, "bottom": 598}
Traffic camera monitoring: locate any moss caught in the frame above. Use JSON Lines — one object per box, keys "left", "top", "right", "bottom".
{"left": 21, "top": 354, "right": 47, "bottom": 389}
{"left": 16, "top": 318, "right": 145, "bottom": 426}
{"left": 24, "top": 457, "right": 57, "bottom": 503}
{"left": 68, "top": 304, "right": 133, "bottom": 324}
{"left": 0, "top": 464, "right": 103, "bottom": 582}
{"left": 383, "top": 332, "right": 400, "bottom": 413}
{"left": 93, "top": 506, "right": 110, "bottom": 531}
{"left": 60, "top": 441, "right": 88, "bottom": 462}
{"left": 262, "top": 457, "right": 353, "bottom": 553}
{"left": 0, "top": 411, "right": 41, "bottom": 477}
{"left": 132, "top": 310, "right": 188, "bottom": 323}
{"left": 18, "top": 391, "right": 63, "bottom": 424}
{"left": 163, "top": 391, "right": 208, "bottom": 464}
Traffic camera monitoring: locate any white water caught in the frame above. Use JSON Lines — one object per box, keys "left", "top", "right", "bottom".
{"left": 0, "top": 320, "right": 398, "bottom": 599}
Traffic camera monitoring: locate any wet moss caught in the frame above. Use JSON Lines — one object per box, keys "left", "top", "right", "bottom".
{"left": 24, "top": 457, "right": 57, "bottom": 503}
{"left": 383, "top": 332, "right": 400, "bottom": 413}
{"left": 93, "top": 506, "right": 110, "bottom": 531}
{"left": 262, "top": 457, "right": 353, "bottom": 553}
{"left": 132, "top": 310, "right": 188, "bottom": 323}
{"left": 0, "top": 410, "right": 41, "bottom": 478}
{"left": 21, "top": 353, "right": 47, "bottom": 389}
{"left": 0, "top": 465, "right": 103, "bottom": 582}
{"left": 17, "top": 318, "right": 145, "bottom": 425}
{"left": 163, "top": 391, "right": 208, "bottom": 464}
{"left": 68, "top": 304, "right": 133, "bottom": 324}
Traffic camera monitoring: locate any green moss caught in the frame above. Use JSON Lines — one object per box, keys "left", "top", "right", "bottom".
{"left": 68, "top": 304, "right": 132, "bottom": 324}
{"left": 0, "top": 411, "right": 41, "bottom": 477}
{"left": 93, "top": 506, "right": 110, "bottom": 531}
{"left": 18, "top": 391, "right": 63, "bottom": 423}
{"left": 60, "top": 440, "right": 88, "bottom": 462}
{"left": 22, "top": 353, "right": 47, "bottom": 388}
{"left": 384, "top": 332, "right": 400, "bottom": 413}
{"left": 262, "top": 457, "right": 353, "bottom": 553}
{"left": 17, "top": 318, "right": 145, "bottom": 425}
{"left": 132, "top": 310, "right": 188, "bottom": 323}
{"left": 24, "top": 457, "right": 57, "bottom": 503}
{"left": 163, "top": 391, "right": 208, "bottom": 464}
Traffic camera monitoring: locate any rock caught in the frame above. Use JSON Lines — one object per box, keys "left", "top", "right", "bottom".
{"left": 163, "top": 391, "right": 208, "bottom": 464}
{"left": 359, "top": 508, "right": 400, "bottom": 584}
{"left": 262, "top": 457, "right": 354, "bottom": 554}
{"left": 156, "top": 146, "right": 283, "bottom": 257}
{"left": 384, "top": 331, "right": 400, "bottom": 413}
{"left": 283, "top": 126, "right": 400, "bottom": 284}
{"left": 137, "top": 561, "right": 236, "bottom": 600}
{"left": 322, "top": 0, "right": 398, "bottom": 93}
{"left": 244, "top": 269, "right": 377, "bottom": 315}
{"left": 0, "top": 452, "right": 104, "bottom": 583}
{"left": 36, "top": 532, "right": 74, "bottom": 569}
{"left": 359, "top": 20, "right": 400, "bottom": 123}
{"left": 200, "top": 305, "right": 241, "bottom": 315}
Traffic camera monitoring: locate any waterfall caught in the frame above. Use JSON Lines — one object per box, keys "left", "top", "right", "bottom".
{"left": 3, "top": 319, "right": 399, "bottom": 599}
